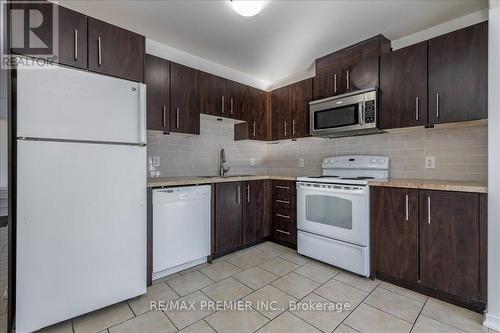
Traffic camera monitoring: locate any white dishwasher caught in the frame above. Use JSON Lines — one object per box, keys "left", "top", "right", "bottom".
{"left": 153, "top": 185, "right": 211, "bottom": 280}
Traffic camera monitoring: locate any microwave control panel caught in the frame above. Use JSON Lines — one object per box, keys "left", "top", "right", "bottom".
{"left": 364, "top": 100, "right": 376, "bottom": 123}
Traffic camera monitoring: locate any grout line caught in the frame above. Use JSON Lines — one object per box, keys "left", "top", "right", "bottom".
{"left": 409, "top": 297, "right": 429, "bottom": 332}
{"left": 125, "top": 300, "right": 136, "bottom": 317}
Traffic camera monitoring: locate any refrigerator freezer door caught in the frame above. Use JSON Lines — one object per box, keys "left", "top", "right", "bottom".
{"left": 16, "top": 60, "right": 146, "bottom": 144}
{"left": 16, "top": 140, "right": 147, "bottom": 333}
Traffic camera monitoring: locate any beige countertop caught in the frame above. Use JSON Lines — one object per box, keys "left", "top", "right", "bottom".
{"left": 147, "top": 175, "right": 297, "bottom": 187}
{"left": 368, "top": 179, "right": 487, "bottom": 193}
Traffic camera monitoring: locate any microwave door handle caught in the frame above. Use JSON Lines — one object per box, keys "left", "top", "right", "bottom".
{"left": 359, "top": 101, "right": 365, "bottom": 124}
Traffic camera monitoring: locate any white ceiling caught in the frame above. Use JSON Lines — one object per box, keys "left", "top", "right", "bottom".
{"left": 59, "top": 0, "right": 487, "bottom": 86}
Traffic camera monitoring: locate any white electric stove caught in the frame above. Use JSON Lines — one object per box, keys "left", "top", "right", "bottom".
{"left": 296, "top": 155, "right": 389, "bottom": 277}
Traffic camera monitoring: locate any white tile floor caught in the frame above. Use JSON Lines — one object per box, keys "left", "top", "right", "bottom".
{"left": 39, "top": 242, "right": 496, "bottom": 333}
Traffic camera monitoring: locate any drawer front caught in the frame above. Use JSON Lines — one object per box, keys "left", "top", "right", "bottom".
{"left": 273, "top": 206, "right": 296, "bottom": 224}
{"left": 272, "top": 180, "right": 296, "bottom": 202}
{"left": 273, "top": 221, "right": 297, "bottom": 245}
{"left": 273, "top": 197, "right": 295, "bottom": 210}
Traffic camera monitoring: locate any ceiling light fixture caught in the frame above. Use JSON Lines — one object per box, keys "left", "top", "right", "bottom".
{"left": 228, "top": 0, "right": 268, "bottom": 17}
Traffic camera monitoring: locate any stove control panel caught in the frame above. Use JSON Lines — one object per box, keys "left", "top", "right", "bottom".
{"left": 322, "top": 155, "right": 389, "bottom": 170}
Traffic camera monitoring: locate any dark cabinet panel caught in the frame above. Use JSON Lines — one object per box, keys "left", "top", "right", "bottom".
{"left": 199, "top": 72, "right": 226, "bottom": 117}
{"left": 373, "top": 187, "right": 418, "bottom": 283}
{"left": 379, "top": 42, "right": 428, "bottom": 129}
{"left": 346, "top": 56, "right": 379, "bottom": 92}
{"left": 419, "top": 190, "right": 480, "bottom": 301}
{"left": 145, "top": 54, "right": 170, "bottom": 132}
{"left": 271, "top": 86, "right": 290, "bottom": 140}
{"left": 243, "top": 180, "right": 270, "bottom": 244}
{"left": 226, "top": 80, "right": 249, "bottom": 120}
{"left": 313, "top": 69, "right": 342, "bottom": 100}
{"left": 428, "top": 22, "right": 488, "bottom": 124}
{"left": 88, "top": 17, "right": 145, "bottom": 82}
{"left": 57, "top": 6, "right": 87, "bottom": 69}
{"left": 170, "top": 62, "right": 200, "bottom": 134}
{"left": 215, "top": 182, "right": 243, "bottom": 254}
{"left": 247, "top": 87, "right": 268, "bottom": 140}
{"left": 272, "top": 180, "right": 297, "bottom": 246}
{"left": 289, "top": 79, "right": 312, "bottom": 138}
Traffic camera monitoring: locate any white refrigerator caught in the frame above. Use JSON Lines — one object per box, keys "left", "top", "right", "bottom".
{"left": 15, "top": 60, "right": 147, "bottom": 332}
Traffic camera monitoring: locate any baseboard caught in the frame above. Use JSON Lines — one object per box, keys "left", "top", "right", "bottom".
{"left": 484, "top": 313, "right": 500, "bottom": 331}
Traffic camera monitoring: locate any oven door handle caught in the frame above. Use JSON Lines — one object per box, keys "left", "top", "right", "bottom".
{"left": 297, "top": 184, "right": 367, "bottom": 196}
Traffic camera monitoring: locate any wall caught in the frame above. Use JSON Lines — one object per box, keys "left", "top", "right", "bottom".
{"left": 485, "top": 0, "right": 500, "bottom": 331}
{"left": 266, "top": 124, "right": 487, "bottom": 181}
{"left": 148, "top": 115, "right": 267, "bottom": 177}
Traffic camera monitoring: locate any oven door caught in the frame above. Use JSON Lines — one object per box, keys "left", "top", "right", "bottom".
{"left": 297, "top": 182, "right": 369, "bottom": 246}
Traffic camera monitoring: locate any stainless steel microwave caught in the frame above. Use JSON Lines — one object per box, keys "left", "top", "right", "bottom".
{"left": 309, "top": 88, "right": 379, "bottom": 138}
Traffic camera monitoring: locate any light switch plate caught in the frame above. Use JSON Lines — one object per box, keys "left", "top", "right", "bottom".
{"left": 425, "top": 156, "right": 436, "bottom": 169}
{"left": 250, "top": 158, "right": 256, "bottom": 167}
{"left": 152, "top": 156, "right": 160, "bottom": 167}
{"left": 298, "top": 158, "right": 305, "bottom": 168}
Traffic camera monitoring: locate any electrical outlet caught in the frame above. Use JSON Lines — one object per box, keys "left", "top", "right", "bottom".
{"left": 425, "top": 156, "right": 436, "bottom": 169}
{"left": 298, "top": 158, "right": 305, "bottom": 168}
{"left": 250, "top": 158, "right": 256, "bottom": 167}
{"left": 152, "top": 156, "right": 160, "bottom": 167}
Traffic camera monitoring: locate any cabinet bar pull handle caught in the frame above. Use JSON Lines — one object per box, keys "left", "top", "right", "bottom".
{"left": 276, "top": 199, "right": 290, "bottom": 204}
{"left": 98, "top": 37, "right": 102, "bottom": 66}
{"left": 415, "top": 97, "right": 419, "bottom": 121}
{"left": 247, "top": 185, "right": 250, "bottom": 203}
{"left": 176, "top": 108, "right": 180, "bottom": 128}
{"left": 275, "top": 185, "right": 290, "bottom": 190}
{"left": 334, "top": 74, "right": 337, "bottom": 93}
{"left": 284, "top": 121, "right": 287, "bottom": 137}
{"left": 292, "top": 119, "right": 296, "bottom": 136}
{"left": 427, "top": 196, "right": 431, "bottom": 224}
{"left": 436, "top": 93, "right": 440, "bottom": 119}
{"left": 230, "top": 97, "right": 234, "bottom": 115}
{"left": 405, "top": 194, "right": 409, "bottom": 221}
{"left": 74, "top": 29, "right": 78, "bottom": 60}
{"left": 346, "top": 70, "right": 350, "bottom": 90}
{"left": 162, "top": 105, "right": 167, "bottom": 128}
{"left": 253, "top": 121, "right": 256, "bottom": 138}
{"left": 237, "top": 185, "right": 241, "bottom": 204}
{"left": 275, "top": 213, "right": 290, "bottom": 219}
{"left": 276, "top": 229, "right": 290, "bottom": 235}
{"left": 221, "top": 95, "right": 225, "bottom": 114}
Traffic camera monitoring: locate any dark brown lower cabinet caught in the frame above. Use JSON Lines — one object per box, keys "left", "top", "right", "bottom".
{"left": 243, "top": 180, "right": 271, "bottom": 244}
{"left": 419, "top": 190, "right": 480, "bottom": 301}
{"left": 373, "top": 187, "right": 418, "bottom": 282}
{"left": 372, "top": 186, "right": 487, "bottom": 312}
{"left": 215, "top": 182, "right": 243, "bottom": 255}
{"left": 272, "top": 180, "right": 297, "bottom": 246}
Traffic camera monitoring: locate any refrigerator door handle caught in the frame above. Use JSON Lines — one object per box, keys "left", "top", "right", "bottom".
{"left": 139, "top": 84, "right": 147, "bottom": 145}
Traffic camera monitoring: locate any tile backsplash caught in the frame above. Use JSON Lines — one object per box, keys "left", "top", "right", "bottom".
{"left": 148, "top": 116, "right": 487, "bottom": 182}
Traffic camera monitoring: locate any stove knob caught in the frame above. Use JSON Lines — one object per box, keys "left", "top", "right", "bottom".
{"left": 370, "top": 158, "right": 377, "bottom": 164}
{"left": 377, "top": 158, "right": 385, "bottom": 164}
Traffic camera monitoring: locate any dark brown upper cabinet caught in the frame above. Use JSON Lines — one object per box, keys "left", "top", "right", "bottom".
{"left": 199, "top": 72, "right": 226, "bottom": 117}
{"left": 272, "top": 79, "right": 312, "bottom": 140}
{"left": 419, "top": 190, "right": 481, "bottom": 301}
{"left": 372, "top": 187, "right": 419, "bottom": 283}
{"left": 226, "top": 80, "right": 249, "bottom": 120}
{"left": 57, "top": 6, "right": 87, "bottom": 69}
{"left": 145, "top": 54, "right": 170, "bottom": 132}
{"left": 271, "top": 86, "right": 291, "bottom": 140}
{"left": 289, "top": 78, "right": 312, "bottom": 138}
{"left": 379, "top": 42, "right": 428, "bottom": 129}
{"left": 247, "top": 87, "right": 268, "bottom": 140}
{"left": 428, "top": 22, "right": 488, "bottom": 125}
{"left": 243, "top": 180, "right": 270, "bottom": 245}
{"left": 313, "top": 35, "right": 391, "bottom": 100}
{"left": 170, "top": 62, "right": 200, "bottom": 134}
{"left": 88, "top": 17, "right": 145, "bottom": 82}
{"left": 215, "top": 182, "right": 243, "bottom": 255}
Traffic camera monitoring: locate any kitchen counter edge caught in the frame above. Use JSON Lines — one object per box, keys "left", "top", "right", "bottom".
{"left": 368, "top": 179, "right": 487, "bottom": 193}
{"left": 147, "top": 175, "right": 298, "bottom": 188}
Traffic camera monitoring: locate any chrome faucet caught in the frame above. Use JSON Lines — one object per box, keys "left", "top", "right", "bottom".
{"left": 219, "top": 148, "right": 230, "bottom": 176}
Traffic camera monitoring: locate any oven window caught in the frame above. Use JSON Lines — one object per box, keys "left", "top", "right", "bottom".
{"left": 314, "top": 104, "right": 359, "bottom": 129}
{"left": 306, "top": 195, "right": 352, "bottom": 229}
